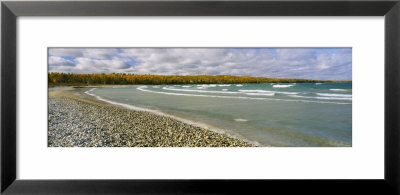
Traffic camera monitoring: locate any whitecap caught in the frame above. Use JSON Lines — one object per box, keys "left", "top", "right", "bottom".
{"left": 196, "top": 84, "right": 216, "bottom": 88}
{"left": 235, "top": 118, "right": 248, "bottom": 122}
{"left": 330, "top": 89, "right": 348, "bottom": 92}
{"left": 239, "top": 89, "right": 265, "bottom": 93}
{"left": 239, "top": 89, "right": 298, "bottom": 95}
{"left": 245, "top": 93, "right": 275, "bottom": 96}
{"left": 137, "top": 87, "right": 351, "bottom": 105}
{"left": 273, "top": 84, "right": 293, "bottom": 88}
{"left": 236, "top": 84, "right": 243, "bottom": 87}
{"left": 164, "top": 87, "right": 240, "bottom": 94}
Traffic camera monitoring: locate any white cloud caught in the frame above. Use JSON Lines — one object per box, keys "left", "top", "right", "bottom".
{"left": 48, "top": 48, "right": 352, "bottom": 80}
{"left": 49, "top": 56, "right": 75, "bottom": 66}
{"left": 73, "top": 57, "right": 131, "bottom": 73}
{"left": 49, "top": 48, "right": 84, "bottom": 57}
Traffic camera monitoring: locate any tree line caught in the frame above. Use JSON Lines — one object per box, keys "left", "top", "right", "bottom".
{"left": 48, "top": 72, "right": 350, "bottom": 86}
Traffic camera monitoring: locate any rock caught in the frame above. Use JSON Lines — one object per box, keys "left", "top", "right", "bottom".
{"left": 48, "top": 89, "right": 257, "bottom": 147}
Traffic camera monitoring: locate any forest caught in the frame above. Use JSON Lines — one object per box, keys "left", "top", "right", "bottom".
{"left": 48, "top": 72, "right": 350, "bottom": 86}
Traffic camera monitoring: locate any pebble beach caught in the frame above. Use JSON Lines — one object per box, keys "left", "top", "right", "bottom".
{"left": 48, "top": 87, "right": 256, "bottom": 147}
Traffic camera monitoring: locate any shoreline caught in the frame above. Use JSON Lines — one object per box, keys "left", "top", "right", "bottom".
{"left": 48, "top": 87, "right": 258, "bottom": 147}
{"left": 84, "top": 87, "right": 262, "bottom": 146}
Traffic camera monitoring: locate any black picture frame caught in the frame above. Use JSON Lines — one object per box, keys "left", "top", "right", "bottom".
{"left": 1, "top": 0, "right": 399, "bottom": 194}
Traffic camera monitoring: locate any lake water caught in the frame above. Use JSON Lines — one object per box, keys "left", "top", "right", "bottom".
{"left": 88, "top": 82, "right": 352, "bottom": 147}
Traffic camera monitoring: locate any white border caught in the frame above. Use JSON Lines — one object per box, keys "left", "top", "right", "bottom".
{"left": 17, "top": 17, "right": 384, "bottom": 179}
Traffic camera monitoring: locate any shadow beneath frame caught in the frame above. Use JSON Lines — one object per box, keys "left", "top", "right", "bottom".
{"left": 3, "top": 180, "right": 398, "bottom": 195}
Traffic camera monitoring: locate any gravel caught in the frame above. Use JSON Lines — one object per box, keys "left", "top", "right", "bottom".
{"left": 48, "top": 89, "right": 256, "bottom": 147}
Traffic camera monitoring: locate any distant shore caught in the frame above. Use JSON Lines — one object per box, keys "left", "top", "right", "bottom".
{"left": 48, "top": 87, "right": 256, "bottom": 147}
{"left": 48, "top": 72, "right": 351, "bottom": 87}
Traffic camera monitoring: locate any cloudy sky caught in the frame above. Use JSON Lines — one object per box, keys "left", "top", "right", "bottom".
{"left": 48, "top": 48, "right": 352, "bottom": 80}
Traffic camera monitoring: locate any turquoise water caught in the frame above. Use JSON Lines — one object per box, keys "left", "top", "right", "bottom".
{"left": 89, "top": 82, "right": 352, "bottom": 147}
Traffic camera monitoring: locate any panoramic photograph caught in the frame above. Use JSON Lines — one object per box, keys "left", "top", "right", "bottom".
{"left": 48, "top": 48, "right": 352, "bottom": 147}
